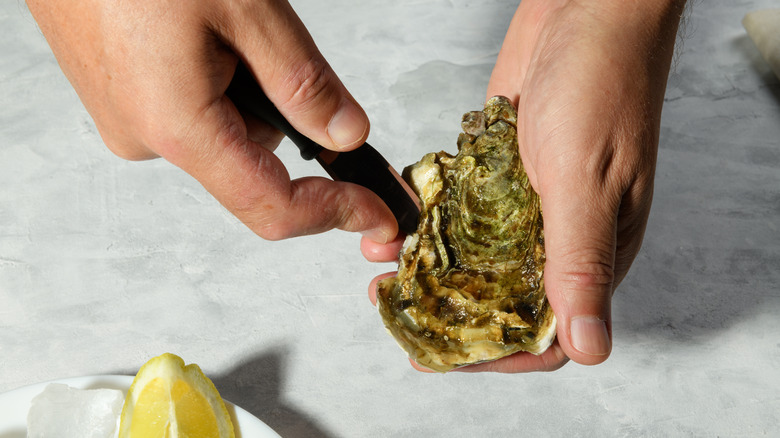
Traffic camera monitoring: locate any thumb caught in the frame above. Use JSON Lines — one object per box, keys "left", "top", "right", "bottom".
{"left": 540, "top": 177, "right": 619, "bottom": 365}
{"left": 220, "top": 1, "right": 368, "bottom": 151}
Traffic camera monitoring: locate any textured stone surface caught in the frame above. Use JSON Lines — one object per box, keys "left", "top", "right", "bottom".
{"left": 1, "top": 1, "right": 779, "bottom": 436}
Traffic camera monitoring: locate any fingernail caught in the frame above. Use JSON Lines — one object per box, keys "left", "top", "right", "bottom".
{"left": 570, "top": 316, "right": 611, "bottom": 356}
{"left": 360, "top": 228, "right": 390, "bottom": 245}
{"left": 327, "top": 99, "right": 368, "bottom": 149}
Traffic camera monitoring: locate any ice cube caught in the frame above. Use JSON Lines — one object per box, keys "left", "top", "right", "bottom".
{"left": 27, "top": 383, "right": 125, "bottom": 438}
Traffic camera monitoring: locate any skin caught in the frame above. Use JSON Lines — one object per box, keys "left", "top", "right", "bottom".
{"left": 364, "top": 0, "right": 688, "bottom": 372}
{"left": 26, "top": 0, "right": 397, "bottom": 243}
{"left": 29, "top": 0, "right": 686, "bottom": 373}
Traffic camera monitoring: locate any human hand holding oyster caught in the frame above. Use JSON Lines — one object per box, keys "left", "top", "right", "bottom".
{"left": 365, "top": 0, "right": 686, "bottom": 372}
{"left": 373, "top": 96, "right": 557, "bottom": 373}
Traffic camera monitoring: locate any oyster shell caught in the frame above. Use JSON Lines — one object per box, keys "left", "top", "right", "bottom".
{"left": 377, "top": 96, "right": 556, "bottom": 372}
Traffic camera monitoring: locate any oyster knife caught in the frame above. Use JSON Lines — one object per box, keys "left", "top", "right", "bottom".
{"left": 226, "top": 63, "right": 420, "bottom": 235}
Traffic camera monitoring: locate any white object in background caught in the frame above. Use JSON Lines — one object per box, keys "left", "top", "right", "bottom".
{"left": 0, "top": 375, "right": 281, "bottom": 438}
{"left": 743, "top": 9, "right": 780, "bottom": 81}
{"left": 27, "top": 383, "right": 124, "bottom": 438}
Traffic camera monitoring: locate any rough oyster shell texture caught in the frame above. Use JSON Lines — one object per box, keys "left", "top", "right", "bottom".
{"left": 377, "top": 96, "right": 556, "bottom": 372}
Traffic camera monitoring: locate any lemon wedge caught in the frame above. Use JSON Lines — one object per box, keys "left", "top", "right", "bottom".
{"left": 118, "top": 353, "right": 235, "bottom": 438}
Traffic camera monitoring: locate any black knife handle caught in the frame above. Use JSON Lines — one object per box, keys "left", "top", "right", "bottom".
{"left": 225, "top": 62, "right": 421, "bottom": 235}
{"left": 226, "top": 63, "right": 323, "bottom": 161}
{"left": 324, "top": 145, "right": 421, "bottom": 235}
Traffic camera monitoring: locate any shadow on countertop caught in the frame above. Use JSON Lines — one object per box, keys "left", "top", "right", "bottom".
{"left": 212, "top": 348, "right": 336, "bottom": 438}
{"left": 618, "top": 30, "right": 780, "bottom": 344}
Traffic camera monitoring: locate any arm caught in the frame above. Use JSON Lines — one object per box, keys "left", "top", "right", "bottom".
{"left": 364, "top": 0, "right": 687, "bottom": 372}
{"left": 27, "top": 0, "right": 397, "bottom": 243}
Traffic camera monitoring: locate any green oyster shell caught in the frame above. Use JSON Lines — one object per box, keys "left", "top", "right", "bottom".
{"left": 377, "top": 96, "right": 556, "bottom": 372}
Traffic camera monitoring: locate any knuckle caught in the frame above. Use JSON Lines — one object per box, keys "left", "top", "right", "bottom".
{"left": 563, "top": 268, "right": 615, "bottom": 297}
{"left": 234, "top": 200, "right": 297, "bottom": 242}
{"left": 138, "top": 122, "right": 189, "bottom": 162}
{"left": 329, "top": 183, "right": 387, "bottom": 233}
{"left": 103, "top": 142, "right": 151, "bottom": 161}
{"left": 238, "top": 206, "right": 296, "bottom": 241}
{"left": 103, "top": 117, "right": 189, "bottom": 163}
{"left": 221, "top": 147, "right": 303, "bottom": 241}
{"left": 254, "top": 223, "right": 295, "bottom": 241}
{"left": 235, "top": 200, "right": 297, "bottom": 242}
{"left": 278, "top": 57, "right": 335, "bottom": 114}
{"left": 97, "top": 127, "right": 158, "bottom": 161}
{"left": 555, "top": 257, "right": 616, "bottom": 297}
{"left": 567, "top": 265, "right": 615, "bottom": 289}
{"left": 540, "top": 345, "right": 570, "bottom": 372}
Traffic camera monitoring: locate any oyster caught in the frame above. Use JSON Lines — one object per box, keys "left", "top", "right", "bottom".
{"left": 377, "top": 96, "right": 556, "bottom": 372}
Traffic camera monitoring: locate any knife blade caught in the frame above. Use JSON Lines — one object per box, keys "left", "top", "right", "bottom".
{"left": 226, "top": 63, "right": 420, "bottom": 235}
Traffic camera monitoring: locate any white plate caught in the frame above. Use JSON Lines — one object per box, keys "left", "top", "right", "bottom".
{"left": 0, "top": 375, "right": 280, "bottom": 438}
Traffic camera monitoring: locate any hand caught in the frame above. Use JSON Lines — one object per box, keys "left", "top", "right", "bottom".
{"left": 27, "top": 0, "right": 397, "bottom": 242}
{"left": 363, "top": 0, "right": 686, "bottom": 372}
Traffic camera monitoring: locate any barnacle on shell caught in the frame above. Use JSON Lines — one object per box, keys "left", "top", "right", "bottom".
{"left": 377, "top": 96, "right": 556, "bottom": 372}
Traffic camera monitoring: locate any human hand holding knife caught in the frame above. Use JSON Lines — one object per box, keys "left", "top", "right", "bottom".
{"left": 226, "top": 63, "right": 420, "bottom": 235}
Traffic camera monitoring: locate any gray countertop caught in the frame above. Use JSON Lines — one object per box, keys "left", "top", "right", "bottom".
{"left": 2, "top": 1, "right": 779, "bottom": 436}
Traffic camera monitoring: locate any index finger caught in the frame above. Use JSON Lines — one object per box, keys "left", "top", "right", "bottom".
{"left": 453, "top": 342, "right": 569, "bottom": 373}
{"left": 172, "top": 96, "right": 398, "bottom": 241}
